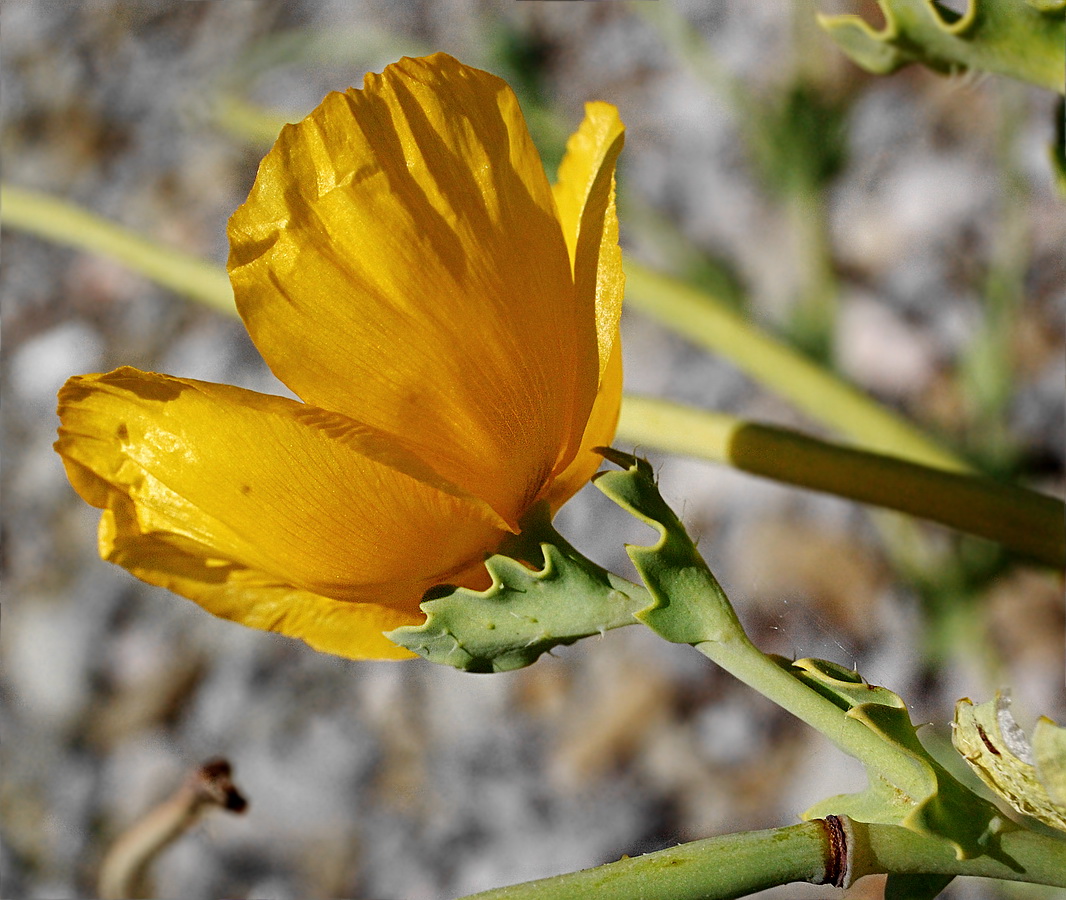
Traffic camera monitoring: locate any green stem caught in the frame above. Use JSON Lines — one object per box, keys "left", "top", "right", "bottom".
{"left": 691, "top": 631, "right": 925, "bottom": 790}
{"left": 622, "top": 261, "right": 969, "bottom": 473}
{"left": 460, "top": 819, "right": 839, "bottom": 900}
{"left": 618, "top": 396, "right": 737, "bottom": 460}
{"left": 785, "top": 187, "right": 838, "bottom": 362}
{"left": 850, "top": 820, "right": 1066, "bottom": 885}
{"left": 457, "top": 818, "right": 1066, "bottom": 900}
{"left": 618, "top": 396, "right": 1066, "bottom": 568}
{"left": 210, "top": 93, "right": 296, "bottom": 148}
{"left": 0, "top": 184, "right": 235, "bottom": 315}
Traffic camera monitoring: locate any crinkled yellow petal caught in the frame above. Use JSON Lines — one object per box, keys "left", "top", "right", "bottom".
{"left": 228, "top": 53, "right": 595, "bottom": 528}
{"left": 546, "top": 101, "right": 626, "bottom": 502}
{"left": 56, "top": 368, "right": 512, "bottom": 658}
{"left": 542, "top": 333, "right": 623, "bottom": 513}
{"left": 100, "top": 531, "right": 422, "bottom": 660}
{"left": 551, "top": 100, "right": 625, "bottom": 386}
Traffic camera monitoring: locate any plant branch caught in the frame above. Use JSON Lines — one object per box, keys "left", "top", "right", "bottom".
{"left": 849, "top": 819, "right": 1066, "bottom": 886}
{"left": 12, "top": 184, "right": 1058, "bottom": 567}
{"left": 457, "top": 817, "right": 1066, "bottom": 900}
{"left": 2, "top": 186, "right": 972, "bottom": 479}
{"left": 688, "top": 630, "right": 931, "bottom": 797}
{"left": 459, "top": 818, "right": 843, "bottom": 900}
{"left": 618, "top": 396, "right": 1066, "bottom": 568}
{"left": 97, "top": 758, "right": 247, "bottom": 900}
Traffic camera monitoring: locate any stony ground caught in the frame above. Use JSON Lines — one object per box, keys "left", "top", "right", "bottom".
{"left": 3, "top": 2, "right": 1064, "bottom": 899}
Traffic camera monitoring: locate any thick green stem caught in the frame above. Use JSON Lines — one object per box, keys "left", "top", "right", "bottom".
{"left": 618, "top": 396, "right": 736, "bottom": 460}
{"left": 457, "top": 818, "right": 1066, "bottom": 900}
{"left": 622, "top": 261, "right": 969, "bottom": 473}
{"left": 618, "top": 396, "right": 1066, "bottom": 568}
{"left": 460, "top": 819, "right": 839, "bottom": 900}
{"left": 595, "top": 453, "right": 950, "bottom": 800}
{"left": 850, "top": 820, "right": 1066, "bottom": 886}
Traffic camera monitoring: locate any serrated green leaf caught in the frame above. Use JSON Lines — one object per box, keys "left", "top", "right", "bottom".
{"left": 780, "top": 657, "right": 908, "bottom": 713}
{"left": 818, "top": 0, "right": 1065, "bottom": 93}
{"left": 591, "top": 448, "right": 743, "bottom": 645}
{"left": 953, "top": 694, "right": 1066, "bottom": 832}
{"left": 386, "top": 511, "right": 648, "bottom": 673}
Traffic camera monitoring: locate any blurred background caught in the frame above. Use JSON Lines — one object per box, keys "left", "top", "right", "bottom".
{"left": 2, "top": 1, "right": 1063, "bottom": 898}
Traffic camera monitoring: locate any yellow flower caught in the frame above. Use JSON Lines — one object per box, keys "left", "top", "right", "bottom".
{"left": 54, "top": 53, "right": 625, "bottom": 660}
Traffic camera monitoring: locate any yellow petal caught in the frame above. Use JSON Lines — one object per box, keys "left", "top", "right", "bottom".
{"left": 547, "top": 101, "right": 626, "bottom": 498}
{"left": 228, "top": 53, "right": 596, "bottom": 528}
{"left": 542, "top": 333, "right": 623, "bottom": 513}
{"left": 56, "top": 368, "right": 511, "bottom": 656}
{"left": 102, "top": 526, "right": 421, "bottom": 660}
{"left": 551, "top": 100, "right": 626, "bottom": 386}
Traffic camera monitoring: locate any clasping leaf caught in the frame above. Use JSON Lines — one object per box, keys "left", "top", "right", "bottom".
{"left": 387, "top": 504, "right": 648, "bottom": 673}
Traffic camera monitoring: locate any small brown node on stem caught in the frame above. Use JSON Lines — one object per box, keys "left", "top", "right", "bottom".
{"left": 820, "top": 814, "right": 850, "bottom": 888}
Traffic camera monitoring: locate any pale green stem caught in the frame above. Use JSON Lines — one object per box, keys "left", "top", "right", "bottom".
{"left": 618, "top": 396, "right": 1066, "bottom": 568}
{"left": 692, "top": 630, "right": 928, "bottom": 793}
{"left": 458, "top": 818, "right": 1066, "bottom": 900}
{"left": 1, "top": 184, "right": 235, "bottom": 315}
{"left": 618, "top": 395, "right": 737, "bottom": 460}
{"left": 786, "top": 187, "right": 838, "bottom": 359}
{"left": 210, "top": 93, "right": 298, "bottom": 148}
{"left": 622, "top": 261, "right": 969, "bottom": 473}
{"left": 850, "top": 820, "right": 1066, "bottom": 886}
{"left": 461, "top": 820, "right": 837, "bottom": 900}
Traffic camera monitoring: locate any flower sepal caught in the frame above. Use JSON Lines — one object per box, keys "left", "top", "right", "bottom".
{"left": 386, "top": 503, "right": 649, "bottom": 673}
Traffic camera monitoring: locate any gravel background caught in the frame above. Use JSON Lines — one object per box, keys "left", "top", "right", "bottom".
{"left": 3, "top": 2, "right": 1064, "bottom": 899}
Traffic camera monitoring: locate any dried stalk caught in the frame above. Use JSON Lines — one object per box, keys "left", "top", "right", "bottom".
{"left": 97, "top": 758, "right": 247, "bottom": 900}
